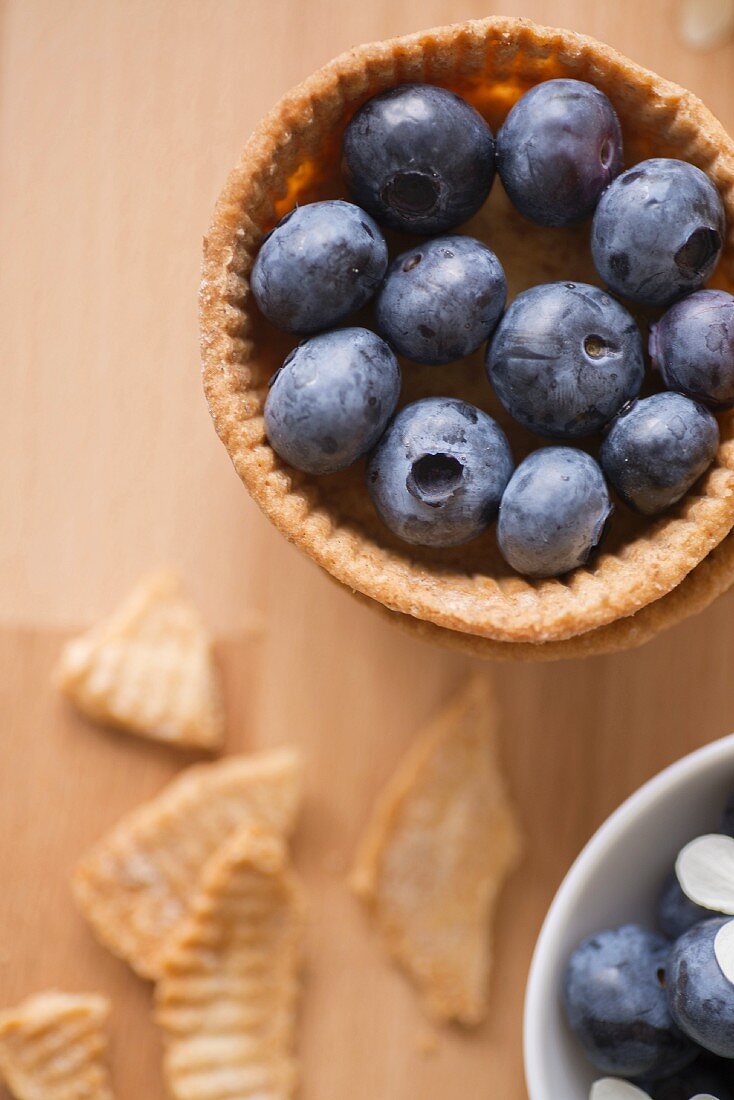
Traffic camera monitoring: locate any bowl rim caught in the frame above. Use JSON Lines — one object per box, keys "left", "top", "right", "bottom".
{"left": 201, "top": 15, "right": 734, "bottom": 648}
{"left": 523, "top": 731, "right": 734, "bottom": 1100}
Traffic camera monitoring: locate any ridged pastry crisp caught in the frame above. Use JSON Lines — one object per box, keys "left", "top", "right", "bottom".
{"left": 73, "top": 747, "right": 302, "bottom": 980}
{"left": 55, "top": 570, "right": 225, "bottom": 750}
{"left": 0, "top": 991, "right": 114, "bottom": 1099}
{"left": 156, "top": 827, "right": 305, "bottom": 1100}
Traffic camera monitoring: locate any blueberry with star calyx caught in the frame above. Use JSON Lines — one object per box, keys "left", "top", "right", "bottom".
{"left": 342, "top": 84, "right": 495, "bottom": 235}
{"left": 591, "top": 158, "right": 725, "bottom": 306}
{"left": 486, "top": 282, "right": 645, "bottom": 440}
{"left": 367, "top": 397, "right": 514, "bottom": 548}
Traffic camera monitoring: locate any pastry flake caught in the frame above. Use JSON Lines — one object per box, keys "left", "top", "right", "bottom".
{"left": 351, "top": 675, "right": 522, "bottom": 1026}
{"left": 55, "top": 570, "right": 225, "bottom": 750}
{"left": 156, "top": 827, "right": 305, "bottom": 1100}
{"left": 0, "top": 991, "right": 114, "bottom": 1100}
{"left": 73, "top": 747, "right": 302, "bottom": 980}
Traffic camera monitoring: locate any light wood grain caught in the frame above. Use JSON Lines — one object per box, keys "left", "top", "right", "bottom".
{"left": 2, "top": 2, "right": 734, "bottom": 1098}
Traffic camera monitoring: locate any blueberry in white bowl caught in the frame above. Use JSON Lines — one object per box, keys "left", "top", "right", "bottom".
{"left": 666, "top": 918, "right": 734, "bottom": 1059}
{"left": 342, "top": 83, "right": 495, "bottom": 235}
{"left": 600, "top": 393, "right": 720, "bottom": 516}
{"left": 375, "top": 235, "right": 506, "bottom": 365}
{"left": 251, "top": 200, "right": 388, "bottom": 334}
{"left": 722, "top": 793, "right": 734, "bottom": 837}
{"left": 656, "top": 800, "right": 734, "bottom": 941}
{"left": 657, "top": 871, "right": 724, "bottom": 941}
{"left": 497, "top": 448, "right": 612, "bottom": 579}
{"left": 639, "top": 1054, "right": 734, "bottom": 1100}
{"left": 496, "top": 78, "right": 623, "bottom": 227}
{"left": 593, "top": 1061, "right": 734, "bottom": 1099}
{"left": 650, "top": 290, "right": 734, "bottom": 410}
{"left": 563, "top": 925, "right": 698, "bottom": 1080}
{"left": 265, "top": 327, "right": 400, "bottom": 475}
{"left": 367, "top": 397, "right": 513, "bottom": 548}
{"left": 524, "top": 736, "right": 734, "bottom": 1100}
{"left": 591, "top": 159, "right": 726, "bottom": 306}
{"left": 486, "top": 282, "right": 645, "bottom": 440}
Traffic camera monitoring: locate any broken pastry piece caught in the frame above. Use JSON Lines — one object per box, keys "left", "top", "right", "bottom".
{"left": 351, "top": 676, "right": 522, "bottom": 1026}
{"left": 156, "top": 827, "right": 305, "bottom": 1100}
{"left": 73, "top": 747, "right": 302, "bottom": 980}
{"left": 55, "top": 570, "right": 225, "bottom": 750}
{"left": 0, "top": 991, "right": 114, "bottom": 1100}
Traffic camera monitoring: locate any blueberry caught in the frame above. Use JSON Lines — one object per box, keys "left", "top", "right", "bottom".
{"left": 497, "top": 448, "right": 611, "bottom": 578}
{"left": 367, "top": 397, "right": 514, "bottom": 547}
{"left": 251, "top": 200, "right": 388, "bottom": 334}
{"left": 591, "top": 158, "right": 726, "bottom": 306}
{"left": 265, "top": 327, "right": 400, "bottom": 475}
{"left": 639, "top": 1053, "right": 734, "bottom": 1100}
{"left": 650, "top": 290, "right": 734, "bottom": 410}
{"left": 375, "top": 236, "right": 507, "bottom": 365}
{"left": 562, "top": 925, "right": 698, "bottom": 1080}
{"left": 600, "top": 393, "right": 719, "bottom": 516}
{"left": 342, "top": 84, "right": 495, "bottom": 235}
{"left": 496, "top": 79, "right": 623, "bottom": 227}
{"left": 666, "top": 917, "right": 734, "bottom": 1058}
{"left": 486, "top": 282, "right": 644, "bottom": 439}
{"left": 657, "top": 870, "right": 723, "bottom": 940}
{"left": 721, "top": 791, "right": 734, "bottom": 838}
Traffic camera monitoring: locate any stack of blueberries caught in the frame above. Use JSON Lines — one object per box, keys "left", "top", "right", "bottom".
{"left": 251, "top": 80, "right": 733, "bottom": 579}
{"left": 564, "top": 791, "right": 734, "bottom": 1098}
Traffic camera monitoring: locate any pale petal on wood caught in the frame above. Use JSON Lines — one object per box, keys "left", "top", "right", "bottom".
{"left": 352, "top": 676, "right": 522, "bottom": 1026}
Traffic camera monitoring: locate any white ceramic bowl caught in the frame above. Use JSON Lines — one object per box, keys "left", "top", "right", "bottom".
{"left": 524, "top": 733, "right": 734, "bottom": 1100}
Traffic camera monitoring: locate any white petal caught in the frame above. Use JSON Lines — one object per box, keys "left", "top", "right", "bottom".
{"left": 679, "top": 0, "right": 734, "bottom": 49}
{"left": 590, "top": 1080, "right": 650, "bottom": 1100}
{"left": 715, "top": 918, "right": 734, "bottom": 986}
{"left": 676, "top": 834, "right": 734, "bottom": 914}
{"left": 691, "top": 1095, "right": 719, "bottom": 1100}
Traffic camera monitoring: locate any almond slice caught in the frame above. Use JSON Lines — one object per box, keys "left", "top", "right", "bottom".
{"left": 74, "top": 747, "right": 302, "bottom": 980}
{"left": 351, "top": 676, "right": 522, "bottom": 1025}
{"left": 715, "top": 917, "right": 734, "bottom": 985}
{"left": 676, "top": 833, "right": 734, "bottom": 914}
{"left": 55, "top": 570, "right": 226, "bottom": 750}
{"left": 594, "top": 1078, "right": 651, "bottom": 1095}
{"left": 590, "top": 1081, "right": 651, "bottom": 1100}
{"left": 156, "top": 827, "right": 305, "bottom": 1100}
{"left": 0, "top": 991, "right": 114, "bottom": 1099}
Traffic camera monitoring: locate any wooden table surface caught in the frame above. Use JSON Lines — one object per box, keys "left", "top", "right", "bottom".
{"left": 3, "top": 2, "right": 734, "bottom": 1097}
